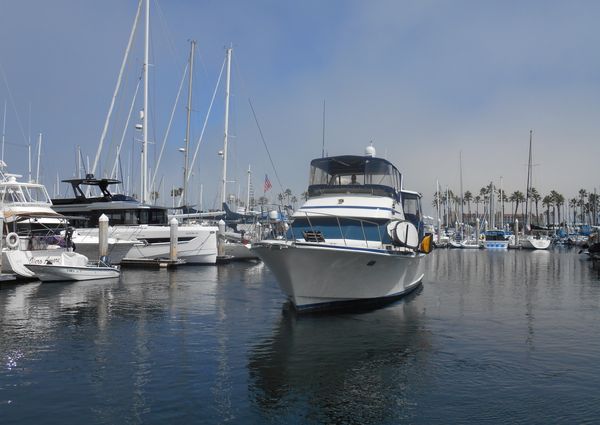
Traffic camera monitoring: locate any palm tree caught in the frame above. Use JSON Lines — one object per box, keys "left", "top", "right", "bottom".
{"left": 454, "top": 194, "right": 462, "bottom": 224}
{"left": 474, "top": 195, "right": 482, "bottom": 218}
{"left": 464, "top": 190, "right": 473, "bottom": 223}
{"left": 578, "top": 188, "right": 588, "bottom": 224}
{"left": 551, "top": 191, "right": 565, "bottom": 226}
{"left": 498, "top": 191, "right": 508, "bottom": 224}
{"left": 301, "top": 191, "right": 309, "bottom": 201}
{"left": 291, "top": 196, "right": 298, "bottom": 210}
{"left": 508, "top": 193, "right": 516, "bottom": 221}
{"left": 284, "top": 188, "right": 292, "bottom": 205}
{"left": 542, "top": 195, "right": 553, "bottom": 226}
{"left": 588, "top": 193, "right": 599, "bottom": 225}
{"left": 511, "top": 191, "right": 525, "bottom": 220}
{"left": 529, "top": 187, "right": 541, "bottom": 225}
{"left": 258, "top": 196, "right": 268, "bottom": 206}
{"left": 277, "top": 193, "right": 284, "bottom": 205}
{"left": 170, "top": 187, "right": 183, "bottom": 197}
{"left": 569, "top": 198, "right": 578, "bottom": 226}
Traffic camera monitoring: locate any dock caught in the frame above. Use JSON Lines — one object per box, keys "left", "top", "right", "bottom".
{"left": 119, "top": 258, "right": 185, "bottom": 269}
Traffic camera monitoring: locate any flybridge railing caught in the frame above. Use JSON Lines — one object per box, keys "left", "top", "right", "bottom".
{"left": 286, "top": 209, "right": 386, "bottom": 250}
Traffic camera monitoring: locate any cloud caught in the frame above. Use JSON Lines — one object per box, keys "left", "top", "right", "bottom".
{"left": 0, "top": 0, "right": 599, "bottom": 212}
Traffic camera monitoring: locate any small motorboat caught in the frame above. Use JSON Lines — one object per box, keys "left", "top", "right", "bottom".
{"left": 24, "top": 252, "right": 120, "bottom": 282}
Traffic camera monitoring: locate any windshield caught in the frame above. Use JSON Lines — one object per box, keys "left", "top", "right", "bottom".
{"left": 309, "top": 157, "right": 401, "bottom": 191}
{"left": 0, "top": 184, "right": 51, "bottom": 205}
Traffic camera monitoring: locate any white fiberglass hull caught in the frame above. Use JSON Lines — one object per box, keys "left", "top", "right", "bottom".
{"left": 24, "top": 264, "right": 120, "bottom": 282}
{"left": 223, "top": 241, "right": 258, "bottom": 260}
{"left": 2, "top": 248, "right": 67, "bottom": 278}
{"left": 76, "top": 225, "right": 219, "bottom": 264}
{"left": 252, "top": 241, "right": 424, "bottom": 310}
{"left": 72, "top": 239, "right": 137, "bottom": 264}
{"left": 460, "top": 241, "right": 481, "bottom": 249}
{"left": 124, "top": 232, "right": 218, "bottom": 264}
{"left": 521, "top": 237, "right": 551, "bottom": 250}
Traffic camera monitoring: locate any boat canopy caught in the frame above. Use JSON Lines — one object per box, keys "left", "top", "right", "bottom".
{"left": 308, "top": 156, "right": 402, "bottom": 198}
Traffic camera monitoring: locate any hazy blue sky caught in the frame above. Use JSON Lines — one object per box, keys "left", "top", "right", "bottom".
{"left": 1, "top": 0, "right": 599, "bottom": 212}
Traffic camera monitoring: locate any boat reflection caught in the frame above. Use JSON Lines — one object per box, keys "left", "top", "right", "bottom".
{"left": 248, "top": 288, "right": 430, "bottom": 423}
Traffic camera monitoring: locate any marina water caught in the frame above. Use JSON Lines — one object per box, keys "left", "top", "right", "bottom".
{"left": 1, "top": 248, "right": 600, "bottom": 424}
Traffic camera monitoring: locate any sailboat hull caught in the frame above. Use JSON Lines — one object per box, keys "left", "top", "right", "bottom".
{"left": 521, "top": 237, "right": 551, "bottom": 250}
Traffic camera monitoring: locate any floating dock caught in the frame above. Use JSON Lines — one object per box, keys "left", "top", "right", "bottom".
{"left": 120, "top": 258, "right": 185, "bottom": 269}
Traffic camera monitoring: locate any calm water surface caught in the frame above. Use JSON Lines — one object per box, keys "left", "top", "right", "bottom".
{"left": 1, "top": 249, "right": 600, "bottom": 424}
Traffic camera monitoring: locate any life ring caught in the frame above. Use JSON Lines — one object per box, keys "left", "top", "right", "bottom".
{"left": 6, "top": 232, "right": 20, "bottom": 249}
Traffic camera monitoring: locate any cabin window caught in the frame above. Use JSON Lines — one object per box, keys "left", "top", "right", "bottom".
{"left": 401, "top": 193, "right": 423, "bottom": 237}
{"left": 124, "top": 210, "right": 138, "bottom": 225}
{"left": 288, "top": 217, "right": 391, "bottom": 243}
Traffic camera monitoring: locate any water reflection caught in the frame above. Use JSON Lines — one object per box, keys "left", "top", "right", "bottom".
{"left": 248, "top": 289, "right": 430, "bottom": 424}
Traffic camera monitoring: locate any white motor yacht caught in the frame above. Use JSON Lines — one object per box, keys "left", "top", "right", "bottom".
{"left": 251, "top": 145, "right": 432, "bottom": 311}
{"left": 51, "top": 176, "right": 218, "bottom": 264}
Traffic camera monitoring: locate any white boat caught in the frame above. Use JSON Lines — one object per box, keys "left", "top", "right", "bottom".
{"left": 520, "top": 131, "right": 551, "bottom": 251}
{"left": 0, "top": 169, "right": 70, "bottom": 277}
{"left": 483, "top": 230, "right": 510, "bottom": 250}
{"left": 460, "top": 239, "right": 481, "bottom": 249}
{"left": 24, "top": 252, "right": 120, "bottom": 282}
{"left": 251, "top": 144, "right": 432, "bottom": 311}
{"left": 521, "top": 234, "right": 551, "bottom": 250}
{"left": 50, "top": 3, "right": 218, "bottom": 265}
{"left": 51, "top": 177, "right": 218, "bottom": 264}
{"left": 220, "top": 231, "right": 258, "bottom": 261}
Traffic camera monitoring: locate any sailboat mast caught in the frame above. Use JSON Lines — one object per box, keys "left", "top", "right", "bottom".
{"left": 322, "top": 100, "right": 326, "bottom": 158}
{"left": 221, "top": 47, "right": 232, "bottom": 206}
{"left": 141, "top": 0, "right": 150, "bottom": 204}
{"left": 459, "top": 151, "right": 464, "bottom": 225}
{"left": 500, "top": 176, "right": 504, "bottom": 229}
{"left": 1, "top": 100, "right": 6, "bottom": 163}
{"left": 436, "top": 179, "right": 441, "bottom": 243}
{"left": 183, "top": 40, "right": 195, "bottom": 208}
{"left": 36, "top": 133, "right": 42, "bottom": 183}
{"left": 525, "top": 129, "right": 532, "bottom": 228}
{"left": 246, "top": 164, "right": 251, "bottom": 213}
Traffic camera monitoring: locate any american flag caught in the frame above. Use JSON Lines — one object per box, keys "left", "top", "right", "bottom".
{"left": 264, "top": 174, "right": 272, "bottom": 192}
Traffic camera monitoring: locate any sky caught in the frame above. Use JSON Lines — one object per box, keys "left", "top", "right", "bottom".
{"left": 0, "top": 0, "right": 599, "bottom": 214}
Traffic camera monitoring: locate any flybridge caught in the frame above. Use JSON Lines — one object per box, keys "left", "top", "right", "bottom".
{"left": 54, "top": 175, "right": 132, "bottom": 203}
{"left": 308, "top": 155, "right": 403, "bottom": 200}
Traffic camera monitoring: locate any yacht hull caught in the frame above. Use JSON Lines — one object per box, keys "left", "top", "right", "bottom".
{"left": 252, "top": 241, "right": 424, "bottom": 311}
{"left": 2, "top": 249, "right": 66, "bottom": 278}
{"left": 483, "top": 241, "right": 509, "bottom": 250}
{"left": 76, "top": 226, "right": 219, "bottom": 264}
{"left": 124, "top": 232, "right": 218, "bottom": 264}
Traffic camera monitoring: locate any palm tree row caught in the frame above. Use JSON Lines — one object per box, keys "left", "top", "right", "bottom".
{"left": 433, "top": 186, "right": 598, "bottom": 227}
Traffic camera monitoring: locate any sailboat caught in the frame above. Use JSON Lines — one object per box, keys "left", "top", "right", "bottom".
{"left": 52, "top": 0, "right": 219, "bottom": 264}
{"left": 521, "top": 130, "right": 551, "bottom": 250}
{"left": 215, "top": 47, "right": 259, "bottom": 261}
